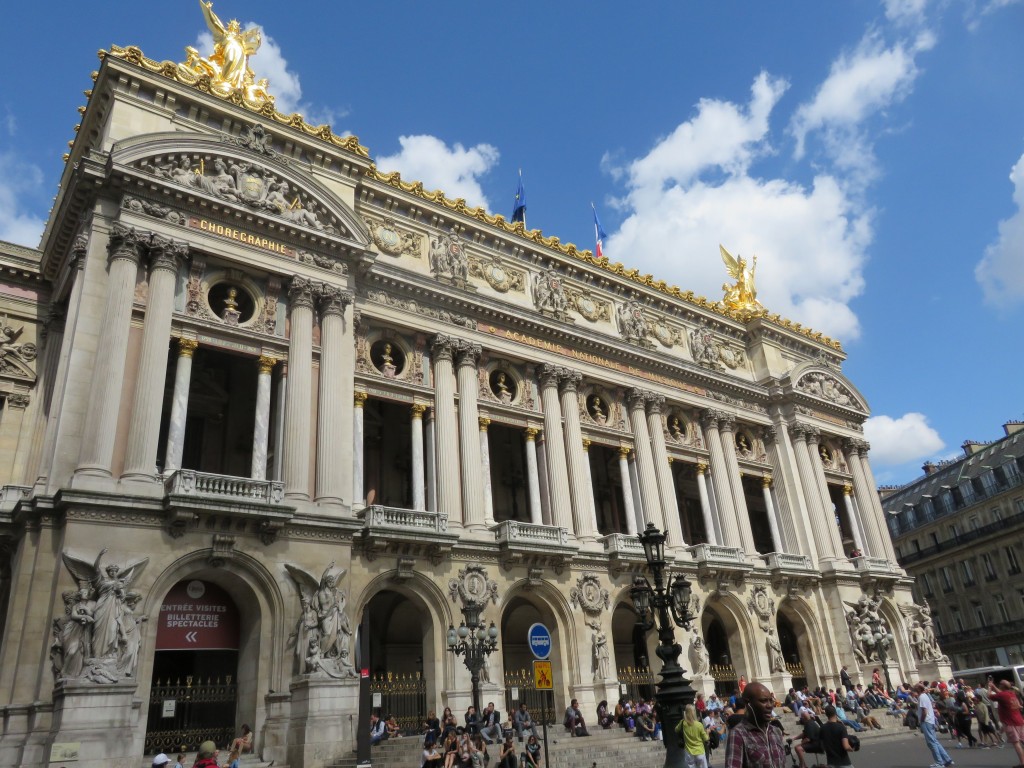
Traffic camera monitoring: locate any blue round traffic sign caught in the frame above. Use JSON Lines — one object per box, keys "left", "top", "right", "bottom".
{"left": 527, "top": 623, "right": 552, "bottom": 660}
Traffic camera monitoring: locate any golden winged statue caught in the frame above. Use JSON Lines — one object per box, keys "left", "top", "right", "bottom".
{"left": 179, "top": 1, "right": 274, "bottom": 108}
{"left": 719, "top": 244, "right": 765, "bottom": 315}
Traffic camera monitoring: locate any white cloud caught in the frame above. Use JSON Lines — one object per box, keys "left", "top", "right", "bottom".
{"left": 375, "top": 135, "right": 500, "bottom": 212}
{"left": 975, "top": 152, "right": 1024, "bottom": 306}
{"left": 863, "top": 412, "right": 945, "bottom": 465}
{"left": 884, "top": 0, "right": 929, "bottom": 25}
{"left": 605, "top": 74, "right": 872, "bottom": 341}
{"left": 0, "top": 152, "right": 45, "bottom": 248}
{"left": 789, "top": 31, "right": 933, "bottom": 186}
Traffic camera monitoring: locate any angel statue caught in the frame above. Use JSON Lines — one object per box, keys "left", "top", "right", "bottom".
{"left": 719, "top": 244, "right": 765, "bottom": 315}
{"left": 58, "top": 549, "right": 148, "bottom": 682}
{"left": 180, "top": 1, "right": 274, "bottom": 107}
{"left": 285, "top": 563, "right": 358, "bottom": 679}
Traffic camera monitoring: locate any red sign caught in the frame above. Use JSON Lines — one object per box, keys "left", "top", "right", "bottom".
{"left": 156, "top": 580, "right": 240, "bottom": 651}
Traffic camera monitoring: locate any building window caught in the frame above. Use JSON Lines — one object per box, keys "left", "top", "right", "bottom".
{"left": 960, "top": 560, "right": 976, "bottom": 587}
{"left": 930, "top": 532, "right": 939, "bottom": 548}
{"left": 974, "top": 604, "right": 987, "bottom": 626}
{"left": 970, "top": 515, "right": 981, "bottom": 531}
{"left": 922, "top": 573, "right": 934, "bottom": 598}
{"left": 960, "top": 482, "right": 977, "bottom": 505}
{"left": 993, "top": 507, "right": 1003, "bottom": 523}
{"left": 983, "top": 553, "right": 999, "bottom": 581}
{"left": 951, "top": 607, "right": 965, "bottom": 632}
{"left": 941, "top": 566, "right": 955, "bottom": 592}
{"left": 995, "top": 594, "right": 1010, "bottom": 624}
{"left": 978, "top": 471, "right": 997, "bottom": 497}
{"left": 949, "top": 523, "right": 960, "bottom": 540}
{"left": 913, "top": 539, "right": 921, "bottom": 553}
{"left": 1016, "top": 498, "right": 1024, "bottom": 515}
{"left": 951, "top": 487, "right": 966, "bottom": 509}
{"left": 1007, "top": 547, "right": 1022, "bottom": 576}
{"left": 933, "top": 616, "right": 944, "bottom": 637}
{"left": 936, "top": 491, "right": 955, "bottom": 516}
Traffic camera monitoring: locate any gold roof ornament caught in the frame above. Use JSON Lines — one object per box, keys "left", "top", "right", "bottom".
{"left": 719, "top": 244, "right": 766, "bottom": 317}
{"left": 178, "top": 1, "right": 273, "bottom": 109}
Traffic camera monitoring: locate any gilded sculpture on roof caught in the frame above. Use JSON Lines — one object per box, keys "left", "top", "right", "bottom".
{"left": 179, "top": 1, "right": 274, "bottom": 108}
{"left": 719, "top": 244, "right": 766, "bottom": 316}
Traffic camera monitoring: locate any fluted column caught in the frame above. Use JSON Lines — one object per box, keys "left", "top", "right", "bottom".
{"left": 627, "top": 389, "right": 665, "bottom": 532}
{"left": 480, "top": 417, "right": 494, "bottom": 524}
{"left": 122, "top": 237, "right": 188, "bottom": 481}
{"left": 559, "top": 369, "right": 597, "bottom": 539}
{"left": 411, "top": 404, "right": 427, "bottom": 511}
{"left": 858, "top": 444, "right": 899, "bottom": 562}
{"left": 353, "top": 391, "right": 367, "bottom": 505}
{"left": 695, "top": 462, "right": 717, "bottom": 545}
{"left": 272, "top": 364, "right": 287, "bottom": 482}
{"left": 646, "top": 396, "right": 685, "bottom": 546}
{"left": 761, "top": 476, "right": 783, "bottom": 553}
{"left": 789, "top": 423, "right": 838, "bottom": 562}
{"left": 845, "top": 440, "right": 897, "bottom": 561}
{"left": 162, "top": 338, "right": 199, "bottom": 473}
{"left": 250, "top": 355, "right": 276, "bottom": 480}
{"left": 700, "top": 410, "right": 740, "bottom": 548}
{"left": 806, "top": 429, "right": 844, "bottom": 557}
{"left": 431, "top": 335, "right": 463, "bottom": 522}
{"left": 455, "top": 342, "right": 485, "bottom": 528}
{"left": 717, "top": 415, "right": 757, "bottom": 553}
{"left": 77, "top": 224, "right": 145, "bottom": 478}
{"left": 536, "top": 433, "right": 552, "bottom": 524}
{"left": 618, "top": 446, "right": 638, "bottom": 536}
{"left": 283, "top": 277, "right": 315, "bottom": 500}
{"left": 761, "top": 424, "right": 805, "bottom": 555}
{"left": 315, "top": 286, "right": 352, "bottom": 506}
{"left": 425, "top": 407, "right": 437, "bottom": 512}
{"left": 538, "top": 365, "right": 572, "bottom": 531}
{"left": 841, "top": 484, "right": 865, "bottom": 554}
{"left": 22, "top": 305, "right": 65, "bottom": 484}
{"left": 525, "top": 427, "right": 543, "bottom": 525}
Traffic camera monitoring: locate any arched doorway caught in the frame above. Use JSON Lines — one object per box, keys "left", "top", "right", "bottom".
{"left": 365, "top": 589, "right": 433, "bottom": 732}
{"left": 145, "top": 579, "right": 241, "bottom": 754}
{"left": 501, "top": 594, "right": 565, "bottom": 724}
{"left": 702, "top": 598, "right": 751, "bottom": 698}
{"left": 777, "top": 613, "right": 804, "bottom": 688}
{"left": 611, "top": 601, "right": 656, "bottom": 702}
{"left": 777, "top": 599, "right": 821, "bottom": 690}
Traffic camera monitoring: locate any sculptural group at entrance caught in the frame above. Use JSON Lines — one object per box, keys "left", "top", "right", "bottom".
{"left": 286, "top": 562, "right": 358, "bottom": 678}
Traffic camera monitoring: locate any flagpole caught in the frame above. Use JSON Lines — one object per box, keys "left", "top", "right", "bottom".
{"left": 520, "top": 169, "right": 526, "bottom": 230}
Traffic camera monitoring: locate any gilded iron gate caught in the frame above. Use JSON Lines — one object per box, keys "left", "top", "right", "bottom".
{"left": 710, "top": 663, "right": 739, "bottom": 697}
{"left": 503, "top": 668, "right": 556, "bottom": 725}
{"left": 145, "top": 675, "right": 236, "bottom": 754}
{"left": 369, "top": 672, "right": 426, "bottom": 733}
{"left": 616, "top": 665, "right": 656, "bottom": 704}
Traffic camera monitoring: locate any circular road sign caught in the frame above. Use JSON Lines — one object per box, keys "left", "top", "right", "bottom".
{"left": 527, "top": 622, "right": 552, "bottom": 660}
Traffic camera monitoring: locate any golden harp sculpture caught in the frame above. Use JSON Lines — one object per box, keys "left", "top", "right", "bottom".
{"left": 179, "top": 1, "right": 274, "bottom": 108}
{"left": 719, "top": 244, "right": 766, "bottom": 315}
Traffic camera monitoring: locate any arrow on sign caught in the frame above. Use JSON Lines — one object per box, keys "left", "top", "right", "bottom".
{"left": 185, "top": 631, "right": 198, "bottom": 643}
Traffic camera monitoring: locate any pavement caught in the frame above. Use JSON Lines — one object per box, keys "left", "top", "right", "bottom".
{"left": 838, "top": 730, "right": 1024, "bottom": 768}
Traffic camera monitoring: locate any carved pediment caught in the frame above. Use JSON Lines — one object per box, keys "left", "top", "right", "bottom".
{"left": 794, "top": 370, "right": 864, "bottom": 412}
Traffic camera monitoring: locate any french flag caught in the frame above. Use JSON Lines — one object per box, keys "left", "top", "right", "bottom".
{"left": 592, "top": 203, "right": 608, "bottom": 259}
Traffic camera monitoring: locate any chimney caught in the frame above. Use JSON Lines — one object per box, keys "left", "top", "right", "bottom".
{"left": 1004, "top": 420, "right": 1024, "bottom": 436}
{"left": 922, "top": 461, "right": 938, "bottom": 475}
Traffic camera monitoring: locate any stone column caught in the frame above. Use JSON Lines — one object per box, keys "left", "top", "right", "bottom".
{"left": 272, "top": 364, "right": 287, "bottom": 482}
{"left": 538, "top": 365, "right": 572, "bottom": 531}
{"left": 525, "top": 427, "right": 543, "bottom": 525}
{"left": 788, "top": 423, "right": 838, "bottom": 562}
{"left": 700, "top": 410, "right": 740, "bottom": 548}
{"left": 627, "top": 389, "right": 665, "bottom": 532}
{"left": 315, "top": 286, "right": 352, "bottom": 506}
{"left": 807, "top": 429, "right": 844, "bottom": 558}
{"left": 21, "top": 306, "right": 65, "bottom": 484}
{"left": 353, "top": 391, "right": 367, "bottom": 505}
{"left": 841, "top": 484, "right": 865, "bottom": 554}
{"left": 847, "top": 440, "right": 898, "bottom": 561}
{"left": 536, "top": 433, "right": 552, "bottom": 525}
{"left": 122, "top": 237, "right": 188, "bottom": 482}
{"left": 250, "top": 355, "right": 277, "bottom": 481}
{"left": 647, "top": 396, "right": 684, "bottom": 547}
{"left": 762, "top": 476, "right": 784, "bottom": 553}
{"left": 455, "top": 342, "right": 485, "bottom": 528}
{"left": 479, "top": 417, "right": 494, "bottom": 524}
{"left": 628, "top": 453, "right": 645, "bottom": 531}
{"left": 761, "top": 424, "right": 805, "bottom": 556}
{"left": 76, "top": 224, "right": 145, "bottom": 479}
{"left": 283, "top": 277, "right": 316, "bottom": 501}
{"left": 411, "top": 404, "right": 427, "bottom": 511}
{"left": 431, "top": 335, "right": 463, "bottom": 523}
{"left": 618, "top": 446, "right": 638, "bottom": 536}
{"left": 559, "top": 369, "right": 597, "bottom": 539}
{"left": 718, "top": 415, "right": 757, "bottom": 553}
{"left": 695, "top": 462, "right": 717, "bottom": 545}
{"left": 425, "top": 408, "right": 437, "bottom": 512}
{"left": 163, "top": 338, "right": 198, "bottom": 474}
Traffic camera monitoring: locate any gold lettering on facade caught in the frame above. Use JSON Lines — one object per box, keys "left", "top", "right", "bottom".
{"left": 190, "top": 217, "right": 295, "bottom": 257}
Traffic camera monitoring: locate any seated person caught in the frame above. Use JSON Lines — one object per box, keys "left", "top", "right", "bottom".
{"left": 521, "top": 734, "right": 542, "bottom": 768}
{"left": 596, "top": 700, "right": 614, "bottom": 729}
{"left": 469, "top": 734, "right": 488, "bottom": 768}
{"left": 424, "top": 709, "right": 441, "bottom": 741}
{"left": 635, "top": 710, "right": 656, "bottom": 741}
{"left": 385, "top": 714, "right": 402, "bottom": 739}
{"left": 563, "top": 699, "right": 590, "bottom": 737}
{"left": 479, "top": 702, "right": 503, "bottom": 745}
{"left": 229, "top": 724, "right": 253, "bottom": 754}
{"left": 465, "top": 706, "right": 480, "bottom": 735}
{"left": 442, "top": 731, "right": 460, "bottom": 768}
{"left": 514, "top": 703, "right": 539, "bottom": 741}
{"left": 422, "top": 735, "right": 444, "bottom": 768}
{"left": 441, "top": 707, "right": 459, "bottom": 739}
{"left": 793, "top": 710, "right": 823, "bottom": 768}
{"left": 497, "top": 735, "right": 518, "bottom": 768}
{"left": 370, "top": 712, "right": 388, "bottom": 746}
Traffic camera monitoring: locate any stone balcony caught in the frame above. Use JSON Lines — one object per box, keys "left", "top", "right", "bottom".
{"left": 688, "top": 542, "right": 752, "bottom": 589}
{"left": 851, "top": 554, "right": 903, "bottom": 590}
{"left": 601, "top": 532, "right": 648, "bottom": 576}
{"left": 762, "top": 551, "right": 819, "bottom": 594}
{"left": 358, "top": 504, "right": 458, "bottom": 564}
{"left": 492, "top": 519, "right": 578, "bottom": 572}
{"left": 0, "top": 485, "right": 30, "bottom": 514}
{"left": 163, "top": 469, "right": 294, "bottom": 542}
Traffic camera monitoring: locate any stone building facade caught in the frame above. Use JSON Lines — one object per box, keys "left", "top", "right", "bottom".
{"left": 0, "top": 25, "right": 944, "bottom": 768}
{"left": 883, "top": 422, "right": 1024, "bottom": 671}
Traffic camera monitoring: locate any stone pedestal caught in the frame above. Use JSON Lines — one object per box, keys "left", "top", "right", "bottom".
{"left": 690, "top": 674, "right": 717, "bottom": 700}
{"left": 914, "top": 658, "right": 953, "bottom": 684}
{"left": 768, "top": 670, "right": 794, "bottom": 700}
{"left": 261, "top": 691, "right": 292, "bottom": 767}
{"left": 590, "top": 679, "right": 622, "bottom": 711}
{"left": 42, "top": 680, "right": 138, "bottom": 768}
{"left": 287, "top": 677, "right": 359, "bottom": 768}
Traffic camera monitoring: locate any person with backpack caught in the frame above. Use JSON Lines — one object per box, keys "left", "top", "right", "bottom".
{"left": 794, "top": 709, "right": 824, "bottom": 768}
{"left": 676, "top": 703, "right": 710, "bottom": 768}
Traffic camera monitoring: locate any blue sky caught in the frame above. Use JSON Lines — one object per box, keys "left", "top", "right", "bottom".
{"left": 2, "top": 0, "right": 1022, "bottom": 485}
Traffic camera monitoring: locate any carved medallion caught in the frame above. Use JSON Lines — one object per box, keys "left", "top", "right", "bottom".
{"left": 470, "top": 254, "right": 525, "bottom": 293}
{"left": 449, "top": 563, "right": 499, "bottom": 607}
{"left": 747, "top": 585, "right": 776, "bottom": 631}
{"left": 570, "top": 573, "right": 610, "bottom": 615}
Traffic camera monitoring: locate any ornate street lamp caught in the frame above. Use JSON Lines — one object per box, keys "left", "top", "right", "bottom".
{"left": 868, "top": 618, "right": 895, "bottom": 695}
{"left": 447, "top": 602, "right": 499, "bottom": 715}
{"left": 632, "top": 523, "right": 697, "bottom": 768}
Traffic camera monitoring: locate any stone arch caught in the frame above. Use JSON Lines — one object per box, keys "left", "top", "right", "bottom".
{"left": 777, "top": 596, "right": 828, "bottom": 689}
{"left": 786, "top": 362, "right": 869, "bottom": 413}
{"left": 702, "top": 592, "right": 757, "bottom": 685}
{"left": 609, "top": 586, "right": 658, "bottom": 673}
{"left": 136, "top": 549, "right": 287, "bottom": 758}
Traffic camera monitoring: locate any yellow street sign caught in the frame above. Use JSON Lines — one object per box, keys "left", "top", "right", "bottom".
{"left": 533, "top": 660, "right": 553, "bottom": 690}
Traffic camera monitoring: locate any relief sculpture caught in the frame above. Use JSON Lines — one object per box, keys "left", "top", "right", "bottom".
{"left": 285, "top": 562, "right": 358, "bottom": 679}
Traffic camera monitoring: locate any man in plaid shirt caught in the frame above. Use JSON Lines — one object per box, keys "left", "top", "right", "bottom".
{"left": 724, "top": 682, "right": 786, "bottom": 768}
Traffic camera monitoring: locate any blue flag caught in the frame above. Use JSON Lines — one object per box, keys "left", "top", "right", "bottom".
{"left": 512, "top": 170, "right": 526, "bottom": 224}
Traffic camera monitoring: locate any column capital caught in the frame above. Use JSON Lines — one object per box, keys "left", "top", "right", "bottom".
{"left": 700, "top": 408, "right": 728, "bottom": 429}
{"left": 288, "top": 275, "right": 317, "bottom": 311}
{"left": 558, "top": 367, "right": 583, "bottom": 392}
{"left": 71, "top": 231, "right": 89, "bottom": 261}
{"left": 354, "top": 391, "right": 369, "bottom": 408}
{"left": 618, "top": 445, "right": 632, "bottom": 459}
{"left": 788, "top": 421, "right": 817, "bottom": 441}
{"left": 538, "top": 363, "right": 562, "bottom": 388}
{"left": 582, "top": 438, "right": 591, "bottom": 452}
{"left": 455, "top": 340, "right": 483, "bottom": 369}
{"left": 177, "top": 338, "right": 199, "bottom": 358}
{"left": 626, "top": 387, "right": 648, "bottom": 412}
{"left": 842, "top": 483, "right": 854, "bottom": 495}
{"left": 430, "top": 333, "right": 461, "bottom": 363}
{"left": 761, "top": 424, "right": 778, "bottom": 443}
{"left": 802, "top": 425, "right": 822, "bottom": 443}
{"left": 762, "top": 474, "right": 773, "bottom": 489}
{"left": 645, "top": 393, "right": 667, "bottom": 415}
{"left": 107, "top": 222, "right": 145, "bottom": 264}
{"left": 257, "top": 355, "right": 277, "bottom": 374}
{"left": 479, "top": 416, "right": 491, "bottom": 432}
{"left": 696, "top": 461, "right": 708, "bottom": 475}
{"left": 412, "top": 403, "right": 427, "bottom": 418}
{"left": 148, "top": 235, "right": 188, "bottom": 274}
{"left": 317, "top": 284, "right": 352, "bottom": 317}
{"left": 716, "top": 412, "right": 737, "bottom": 432}
{"left": 6, "top": 392, "right": 30, "bottom": 409}
{"left": 842, "top": 437, "right": 870, "bottom": 456}
{"left": 525, "top": 426, "right": 540, "bottom": 441}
